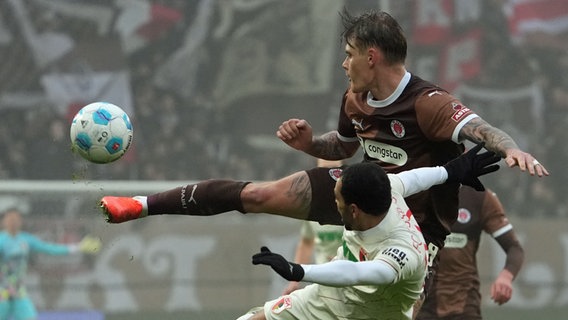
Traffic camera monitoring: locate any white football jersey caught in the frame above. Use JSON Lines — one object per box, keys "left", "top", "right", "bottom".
{"left": 263, "top": 175, "right": 428, "bottom": 320}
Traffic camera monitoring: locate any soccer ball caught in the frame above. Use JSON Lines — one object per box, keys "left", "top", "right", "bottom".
{"left": 70, "top": 102, "right": 133, "bottom": 164}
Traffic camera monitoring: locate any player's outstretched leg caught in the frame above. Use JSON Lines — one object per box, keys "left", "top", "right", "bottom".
{"left": 100, "top": 171, "right": 316, "bottom": 224}
{"left": 100, "top": 179, "right": 249, "bottom": 223}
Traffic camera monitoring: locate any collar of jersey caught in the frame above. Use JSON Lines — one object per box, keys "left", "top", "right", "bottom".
{"left": 366, "top": 71, "right": 411, "bottom": 108}
{"left": 344, "top": 209, "right": 399, "bottom": 244}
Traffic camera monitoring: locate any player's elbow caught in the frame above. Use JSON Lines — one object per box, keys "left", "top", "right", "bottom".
{"left": 513, "top": 243, "right": 525, "bottom": 264}
{"left": 341, "top": 141, "right": 360, "bottom": 158}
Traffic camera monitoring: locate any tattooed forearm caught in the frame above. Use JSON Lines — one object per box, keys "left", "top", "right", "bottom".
{"left": 459, "top": 118, "right": 519, "bottom": 157}
{"left": 309, "top": 131, "right": 358, "bottom": 160}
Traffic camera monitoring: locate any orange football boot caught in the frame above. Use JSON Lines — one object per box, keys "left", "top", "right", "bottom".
{"left": 100, "top": 196, "right": 145, "bottom": 223}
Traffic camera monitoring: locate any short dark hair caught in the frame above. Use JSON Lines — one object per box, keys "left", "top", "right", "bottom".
{"left": 340, "top": 9, "right": 407, "bottom": 65}
{"left": 340, "top": 162, "right": 392, "bottom": 216}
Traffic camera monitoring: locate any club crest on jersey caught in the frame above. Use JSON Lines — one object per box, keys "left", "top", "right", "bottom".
{"left": 390, "top": 120, "right": 405, "bottom": 138}
{"left": 451, "top": 102, "right": 471, "bottom": 122}
{"left": 328, "top": 168, "right": 343, "bottom": 181}
{"left": 271, "top": 296, "right": 292, "bottom": 314}
{"left": 457, "top": 208, "right": 471, "bottom": 223}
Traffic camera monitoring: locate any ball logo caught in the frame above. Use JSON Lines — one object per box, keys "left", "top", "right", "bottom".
{"left": 97, "top": 131, "right": 109, "bottom": 143}
{"left": 457, "top": 208, "right": 471, "bottom": 223}
{"left": 390, "top": 120, "right": 405, "bottom": 138}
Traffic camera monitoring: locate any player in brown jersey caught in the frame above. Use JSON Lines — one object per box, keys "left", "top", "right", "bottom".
{"left": 99, "top": 8, "right": 545, "bottom": 296}
{"left": 416, "top": 186, "right": 524, "bottom": 320}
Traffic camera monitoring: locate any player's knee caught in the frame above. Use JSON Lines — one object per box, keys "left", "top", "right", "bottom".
{"left": 248, "top": 310, "right": 266, "bottom": 320}
{"left": 240, "top": 183, "right": 276, "bottom": 211}
{"left": 238, "top": 307, "right": 265, "bottom": 320}
{"left": 252, "top": 312, "right": 266, "bottom": 320}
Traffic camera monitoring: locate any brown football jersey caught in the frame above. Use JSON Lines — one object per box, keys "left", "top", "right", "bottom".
{"left": 417, "top": 186, "right": 511, "bottom": 319}
{"left": 337, "top": 72, "right": 477, "bottom": 248}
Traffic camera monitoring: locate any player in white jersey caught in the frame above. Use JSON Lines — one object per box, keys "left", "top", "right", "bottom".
{"left": 238, "top": 144, "right": 500, "bottom": 320}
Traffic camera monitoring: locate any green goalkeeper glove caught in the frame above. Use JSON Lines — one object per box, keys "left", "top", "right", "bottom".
{"left": 78, "top": 235, "right": 102, "bottom": 254}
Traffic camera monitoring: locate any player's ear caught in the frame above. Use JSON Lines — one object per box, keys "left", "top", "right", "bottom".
{"left": 349, "top": 203, "right": 359, "bottom": 218}
{"left": 368, "top": 47, "right": 380, "bottom": 65}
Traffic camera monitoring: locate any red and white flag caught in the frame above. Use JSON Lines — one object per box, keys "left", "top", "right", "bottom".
{"left": 508, "top": 0, "right": 568, "bottom": 40}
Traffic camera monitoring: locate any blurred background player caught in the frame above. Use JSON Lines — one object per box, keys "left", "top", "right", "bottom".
{"left": 416, "top": 186, "right": 525, "bottom": 320}
{"left": 0, "top": 208, "right": 101, "bottom": 320}
{"left": 282, "top": 159, "right": 344, "bottom": 295}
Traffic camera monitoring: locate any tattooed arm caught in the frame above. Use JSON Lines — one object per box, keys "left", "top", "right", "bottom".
{"left": 459, "top": 117, "right": 548, "bottom": 177}
{"left": 308, "top": 131, "right": 359, "bottom": 160}
{"left": 277, "top": 119, "right": 359, "bottom": 160}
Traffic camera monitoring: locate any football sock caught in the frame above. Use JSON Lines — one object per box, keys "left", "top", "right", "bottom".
{"left": 133, "top": 196, "right": 149, "bottom": 217}
{"left": 146, "top": 180, "right": 250, "bottom": 216}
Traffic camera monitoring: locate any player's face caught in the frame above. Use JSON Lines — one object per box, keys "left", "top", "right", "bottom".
{"left": 3, "top": 211, "right": 22, "bottom": 234}
{"left": 342, "top": 42, "right": 373, "bottom": 93}
{"left": 334, "top": 179, "right": 353, "bottom": 230}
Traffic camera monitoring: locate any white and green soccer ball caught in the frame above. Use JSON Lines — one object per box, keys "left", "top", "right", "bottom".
{"left": 70, "top": 102, "right": 133, "bottom": 164}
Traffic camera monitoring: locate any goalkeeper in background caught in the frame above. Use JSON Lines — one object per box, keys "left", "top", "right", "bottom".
{"left": 0, "top": 208, "right": 100, "bottom": 320}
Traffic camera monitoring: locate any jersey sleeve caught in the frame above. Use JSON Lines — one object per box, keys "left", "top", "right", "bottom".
{"left": 301, "top": 259, "right": 397, "bottom": 286}
{"left": 24, "top": 233, "right": 72, "bottom": 256}
{"left": 390, "top": 167, "right": 448, "bottom": 198}
{"left": 480, "top": 190, "right": 512, "bottom": 238}
{"left": 415, "top": 90, "right": 478, "bottom": 143}
{"left": 376, "top": 243, "right": 424, "bottom": 283}
{"left": 388, "top": 174, "right": 405, "bottom": 196}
